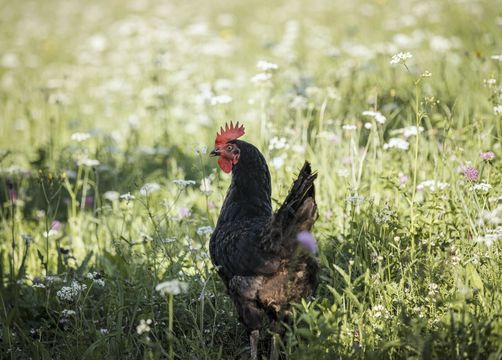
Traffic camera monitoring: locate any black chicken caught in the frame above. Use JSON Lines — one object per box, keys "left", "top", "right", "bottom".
{"left": 209, "top": 122, "right": 319, "bottom": 359}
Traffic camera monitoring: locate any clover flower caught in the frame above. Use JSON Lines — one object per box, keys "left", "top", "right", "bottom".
{"left": 480, "top": 151, "right": 495, "bottom": 160}
{"left": 177, "top": 207, "right": 192, "bottom": 219}
{"left": 463, "top": 166, "right": 478, "bottom": 181}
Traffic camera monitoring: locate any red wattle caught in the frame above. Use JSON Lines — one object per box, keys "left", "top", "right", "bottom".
{"left": 218, "top": 157, "right": 233, "bottom": 173}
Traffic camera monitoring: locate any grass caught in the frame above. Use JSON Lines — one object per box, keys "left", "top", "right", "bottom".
{"left": 0, "top": 0, "right": 501, "bottom": 358}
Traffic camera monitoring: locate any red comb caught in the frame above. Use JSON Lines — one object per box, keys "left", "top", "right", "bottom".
{"left": 215, "top": 121, "right": 245, "bottom": 147}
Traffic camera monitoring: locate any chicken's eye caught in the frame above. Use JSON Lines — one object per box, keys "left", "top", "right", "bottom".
{"left": 226, "top": 145, "right": 233, "bottom": 151}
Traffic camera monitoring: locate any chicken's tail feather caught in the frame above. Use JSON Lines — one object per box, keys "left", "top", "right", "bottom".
{"left": 263, "top": 162, "right": 318, "bottom": 252}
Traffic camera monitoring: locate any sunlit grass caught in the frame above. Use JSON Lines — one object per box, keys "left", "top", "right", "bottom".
{"left": 0, "top": 0, "right": 501, "bottom": 358}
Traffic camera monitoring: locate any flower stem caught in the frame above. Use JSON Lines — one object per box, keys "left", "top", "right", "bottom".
{"left": 168, "top": 293, "right": 174, "bottom": 360}
{"left": 410, "top": 79, "right": 421, "bottom": 255}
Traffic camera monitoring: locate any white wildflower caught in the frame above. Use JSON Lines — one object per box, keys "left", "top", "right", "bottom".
{"left": 2, "top": 53, "right": 19, "bottom": 68}
{"left": 119, "top": 192, "right": 135, "bottom": 201}
{"left": 484, "top": 78, "right": 497, "bottom": 87}
{"left": 45, "top": 275, "right": 62, "bottom": 284}
{"left": 476, "top": 205, "right": 502, "bottom": 226}
{"left": 210, "top": 95, "right": 233, "bottom": 105}
{"left": 56, "top": 281, "right": 87, "bottom": 302}
{"left": 136, "top": 319, "right": 152, "bottom": 335}
{"left": 362, "top": 110, "right": 386, "bottom": 124}
{"left": 78, "top": 158, "right": 100, "bottom": 167}
{"left": 364, "top": 122, "right": 372, "bottom": 129}
{"left": 269, "top": 136, "right": 289, "bottom": 150}
{"left": 103, "top": 191, "right": 120, "bottom": 201}
{"left": 86, "top": 272, "right": 105, "bottom": 287}
{"left": 428, "top": 282, "right": 439, "bottom": 297}
{"left": 342, "top": 124, "right": 357, "bottom": 131}
{"left": 256, "top": 60, "right": 278, "bottom": 71}
{"left": 491, "top": 55, "right": 502, "bottom": 61}
{"left": 100, "top": 328, "right": 109, "bottom": 335}
{"left": 494, "top": 105, "right": 502, "bottom": 115}
{"left": 471, "top": 183, "right": 492, "bottom": 192}
{"left": 395, "top": 126, "right": 424, "bottom": 138}
{"left": 140, "top": 183, "right": 161, "bottom": 196}
{"left": 251, "top": 73, "right": 272, "bottom": 83}
{"left": 347, "top": 194, "right": 365, "bottom": 205}
{"left": 32, "top": 283, "right": 46, "bottom": 289}
{"left": 289, "top": 96, "right": 307, "bottom": 110}
{"left": 383, "top": 138, "right": 409, "bottom": 150}
{"left": 200, "top": 177, "right": 213, "bottom": 195}
{"left": 475, "top": 228, "right": 502, "bottom": 247}
{"left": 62, "top": 309, "right": 76, "bottom": 317}
{"left": 271, "top": 156, "right": 285, "bottom": 169}
{"left": 372, "top": 304, "right": 390, "bottom": 319}
{"left": 317, "top": 131, "right": 339, "bottom": 143}
{"left": 417, "top": 180, "right": 449, "bottom": 191}
{"left": 292, "top": 144, "right": 305, "bottom": 154}
{"left": 390, "top": 52, "right": 413, "bottom": 65}
{"left": 195, "top": 145, "right": 207, "bottom": 155}
{"left": 173, "top": 179, "right": 196, "bottom": 188}
{"left": 155, "top": 280, "right": 189, "bottom": 296}
{"left": 196, "top": 226, "right": 213, "bottom": 236}
{"left": 71, "top": 132, "right": 91, "bottom": 142}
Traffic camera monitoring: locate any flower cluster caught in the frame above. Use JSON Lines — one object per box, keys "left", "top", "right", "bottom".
{"left": 417, "top": 180, "right": 449, "bottom": 191}
{"left": 383, "top": 138, "right": 409, "bottom": 151}
{"left": 390, "top": 52, "right": 413, "bottom": 65}
{"left": 56, "top": 281, "right": 87, "bottom": 302}
{"left": 140, "top": 182, "right": 161, "bottom": 196}
{"left": 196, "top": 226, "right": 213, "bottom": 236}
{"left": 173, "top": 179, "right": 196, "bottom": 188}
{"left": 362, "top": 110, "right": 386, "bottom": 124}
{"left": 86, "top": 272, "right": 105, "bottom": 287}
{"left": 155, "top": 279, "right": 189, "bottom": 296}
{"left": 136, "top": 319, "right": 152, "bottom": 335}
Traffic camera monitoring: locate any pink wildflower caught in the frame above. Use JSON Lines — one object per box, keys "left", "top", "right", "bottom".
{"left": 51, "top": 221, "right": 62, "bottom": 231}
{"left": 480, "top": 151, "right": 495, "bottom": 160}
{"left": 297, "top": 231, "right": 317, "bottom": 254}
{"left": 177, "top": 207, "right": 191, "bottom": 219}
{"left": 463, "top": 166, "right": 478, "bottom": 181}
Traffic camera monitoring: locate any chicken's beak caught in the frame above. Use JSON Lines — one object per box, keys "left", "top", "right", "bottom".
{"left": 209, "top": 148, "right": 221, "bottom": 157}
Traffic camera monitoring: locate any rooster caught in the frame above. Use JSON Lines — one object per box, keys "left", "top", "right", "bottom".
{"left": 209, "top": 122, "right": 319, "bottom": 359}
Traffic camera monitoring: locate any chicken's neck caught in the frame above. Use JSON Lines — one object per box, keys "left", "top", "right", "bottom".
{"left": 219, "top": 151, "right": 272, "bottom": 222}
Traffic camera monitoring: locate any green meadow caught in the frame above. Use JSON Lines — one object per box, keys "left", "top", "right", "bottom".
{"left": 0, "top": 0, "right": 501, "bottom": 358}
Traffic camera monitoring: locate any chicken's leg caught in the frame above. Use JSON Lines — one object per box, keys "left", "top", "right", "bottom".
{"left": 250, "top": 329, "right": 259, "bottom": 359}
{"left": 269, "top": 333, "right": 278, "bottom": 360}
